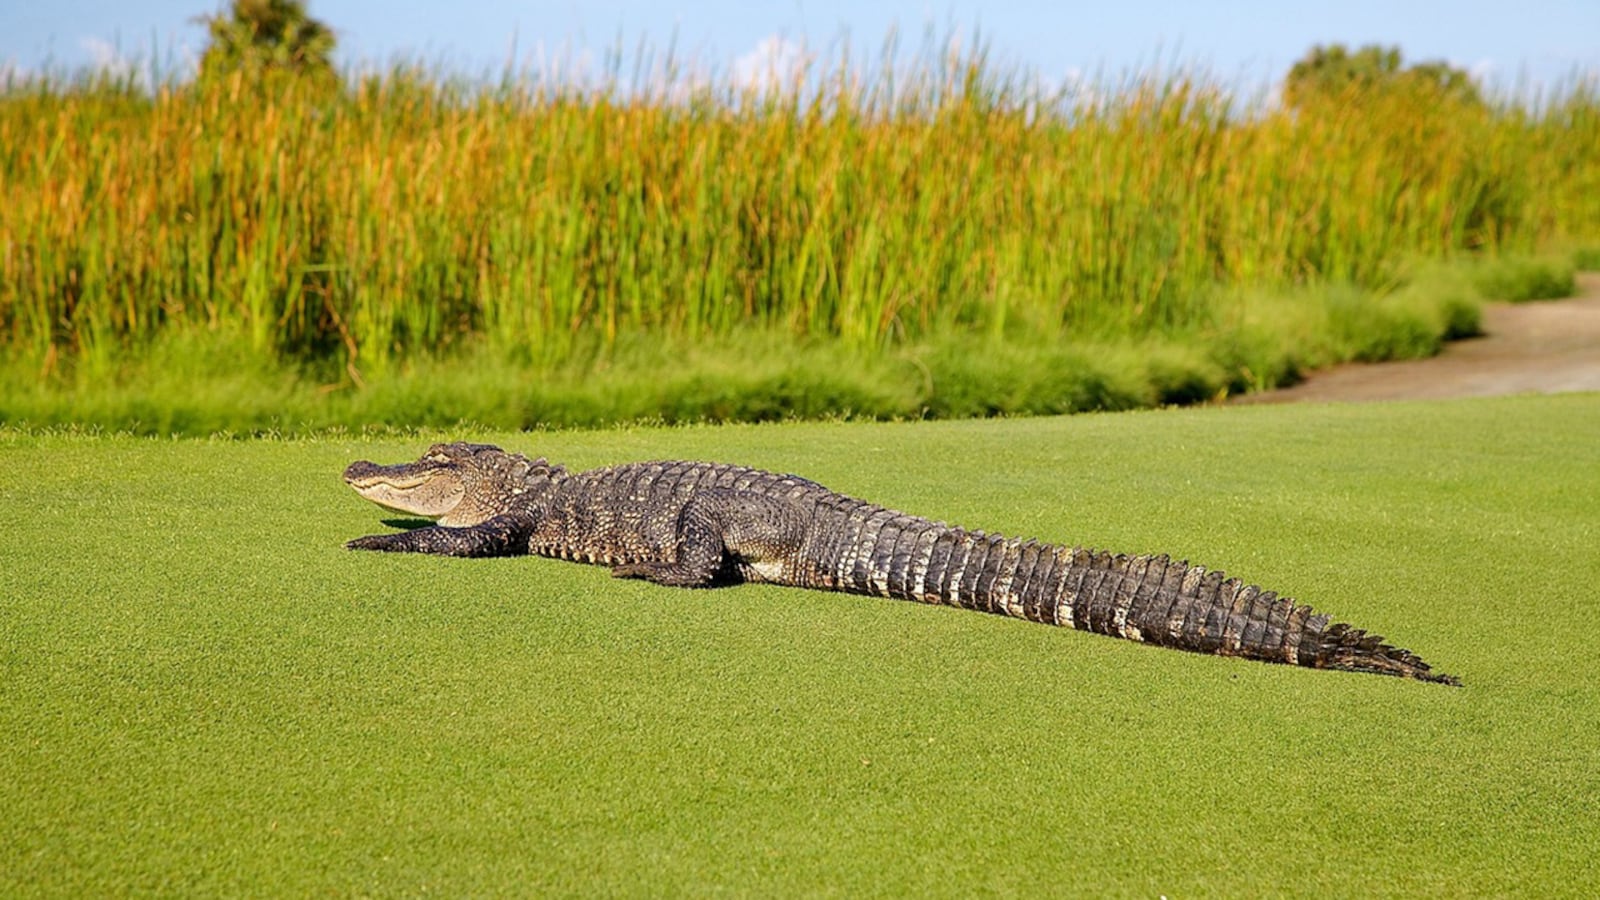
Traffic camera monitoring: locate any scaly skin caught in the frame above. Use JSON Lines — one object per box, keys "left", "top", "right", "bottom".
{"left": 345, "top": 442, "right": 1459, "bottom": 685}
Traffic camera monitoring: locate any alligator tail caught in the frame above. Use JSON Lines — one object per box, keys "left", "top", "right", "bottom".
{"left": 847, "top": 521, "right": 1457, "bottom": 685}
{"left": 1041, "top": 547, "right": 1459, "bottom": 685}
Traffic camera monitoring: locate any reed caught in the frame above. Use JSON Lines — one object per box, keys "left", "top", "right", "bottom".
{"left": 2, "top": 48, "right": 1597, "bottom": 391}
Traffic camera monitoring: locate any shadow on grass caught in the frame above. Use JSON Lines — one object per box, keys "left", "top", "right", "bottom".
{"left": 379, "top": 518, "right": 435, "bottom": 530}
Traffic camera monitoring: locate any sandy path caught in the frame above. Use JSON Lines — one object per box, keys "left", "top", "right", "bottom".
{"left": 1234, "top": 272, "right": 1600, "bottom": 404}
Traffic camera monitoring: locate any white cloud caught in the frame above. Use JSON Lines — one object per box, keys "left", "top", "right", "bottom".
{"left": 78, "top": 35, "right": 154, "bottom": 87}
{"left": 731, "top": 35, "right": 810, "bottom": 95}
{"left": 1054, "top": 67, "right": 1099, "bottom": 104}
{"left": 75, "top": 33, "right": 200, "bottom": 85}
{"left": 655, "top": 63, "right": 715, "bottom": 105}
{"left": 525, "top": 40, "right": 601, "bottom": 87}
{"left": 80, "top": 36, "right": 130, "bottom": 72}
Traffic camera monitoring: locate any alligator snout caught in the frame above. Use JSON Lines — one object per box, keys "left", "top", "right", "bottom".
{"left": 342, "top": 460, "right": 382, "bottom": 485}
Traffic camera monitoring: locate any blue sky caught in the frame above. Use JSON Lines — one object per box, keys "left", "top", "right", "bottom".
{"left": 4, "top": 1, "right": 1599, "bottom": 93}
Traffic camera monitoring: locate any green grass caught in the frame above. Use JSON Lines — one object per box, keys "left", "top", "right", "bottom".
{"left": 3, "top": 394, "right": 1597, "bottom": 895}
{"left": 1, "top": 258, "right": 1544, "bottom": 434}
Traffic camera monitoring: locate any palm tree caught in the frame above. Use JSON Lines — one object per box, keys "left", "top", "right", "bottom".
{"left": 196, "top": 0, "right": 337, "bottom": 81}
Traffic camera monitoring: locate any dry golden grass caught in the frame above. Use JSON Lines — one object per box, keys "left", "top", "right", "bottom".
{"left": 2, "top": 54, "right": 1597, "bottom": 388}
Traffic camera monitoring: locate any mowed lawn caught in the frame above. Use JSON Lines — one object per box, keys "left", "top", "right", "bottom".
{"left": 3, "top": 395, "right": 1597, "bottom": 896}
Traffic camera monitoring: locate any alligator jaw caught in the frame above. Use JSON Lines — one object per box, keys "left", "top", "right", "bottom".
{"left": 343, "top": 459, "right": 465, "bottom": 519}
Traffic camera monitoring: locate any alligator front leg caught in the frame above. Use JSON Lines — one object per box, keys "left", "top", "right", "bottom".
{"left": 612, "top": 491, "right": 803, "bottom": 588}
{"left": 346, "top": 513, "right": 533, "bottom": 557}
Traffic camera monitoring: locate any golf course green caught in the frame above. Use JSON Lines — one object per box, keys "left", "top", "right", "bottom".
{"left": 3, "top": 394, "right": 1595, "bottom": 895}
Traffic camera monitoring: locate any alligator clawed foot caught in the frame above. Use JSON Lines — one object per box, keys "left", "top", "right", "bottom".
{"left": 611, "top": 561, "right": 718, "bottom": 587}
{"left": 347, "top": 534, "right": 401, "bottom": 551}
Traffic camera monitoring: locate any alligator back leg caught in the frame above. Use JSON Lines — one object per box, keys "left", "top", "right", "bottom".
{"left": 611, "top": 490, "right": 806, "bottom": 588}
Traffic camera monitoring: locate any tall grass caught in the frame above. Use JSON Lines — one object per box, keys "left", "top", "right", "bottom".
{"left": 2, "top": 46, "right": 1598, "bottom": 394}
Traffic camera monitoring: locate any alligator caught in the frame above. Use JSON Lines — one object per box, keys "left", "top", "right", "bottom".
{"left": 343, "top": 442, "right": 1458, "bottom": 685}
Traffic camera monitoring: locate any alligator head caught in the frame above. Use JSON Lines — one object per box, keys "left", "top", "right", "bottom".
{"left": 343, "top": 442, "right": 565, "bottom": 526}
